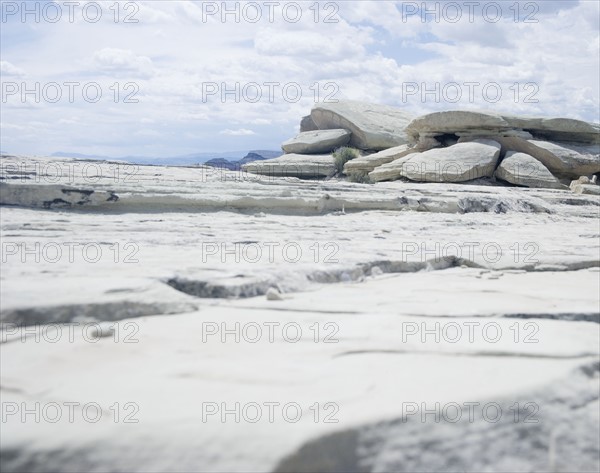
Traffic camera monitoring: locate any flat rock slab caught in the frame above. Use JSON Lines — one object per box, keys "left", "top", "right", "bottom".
{"left": 496, "top": 151, "right": 566, "bottom": 189}
{"left": 393, "top": 139, "right": 502, "bottom": 183}
{"left": 503, "top": 116, "right": 600, "bottom": 144}
{"left": 406, "top": 110, "right": 600, "bottom": 145}
{"left": 528, "top": 140, "right": 600, "bottom": 178}
{"left": 495, "top": 136, "right": 600, "bottom": 179}
{"left": 406, "top": 111, "right": 514, "bottom": 141}
{"left": 368, "top": 154, "right": 418, "bottom": 182}
{"left": 282, "top": 129, "right": 351, "bottom": 154}
{"left": 241, "top": 154, "right": 334, "bottom": 178}
{"left": 3, "top": 155, "right": 591, "bottom": 214}
{"left": 344, "top": 145, "right": 417, "bottom": 175}
{"left": 311, "top": 101, "right": 414, "bottom": 150}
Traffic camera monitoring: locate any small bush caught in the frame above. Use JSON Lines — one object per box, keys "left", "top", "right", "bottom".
{"left": 347, "top": 172, "right": 372, "bottom": 184}
{"left": 333, "top": 147, "right": 360, "bottom": 174}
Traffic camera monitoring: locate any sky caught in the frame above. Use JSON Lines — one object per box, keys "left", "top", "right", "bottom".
{"left": 1, "top": 0, "right": 599, "bottom": 158}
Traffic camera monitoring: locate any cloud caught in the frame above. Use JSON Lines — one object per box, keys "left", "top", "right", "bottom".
{"left": 91, "top": 48, "right": 154, "bottom": 78}
{"left": 250, "top": 118, "right": 272, "bottom": 125}
{"left": 220, "top": 128, "right": 256, "bottom": 136}
{"left": 0, "top": 61, "right": 25, "bottom": 77}
{"left": 254, "top": 27, "right": 370, "bottom": 59}
{"left": 0, "top": 0, "right": 597, "bottom": 156}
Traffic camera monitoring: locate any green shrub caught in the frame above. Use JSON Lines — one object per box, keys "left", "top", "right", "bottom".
{"left": 333, "top": 147, "right": 360, "bottom": 174}
{"left": 347, "top": 172, "right": 372, "bottom": 184}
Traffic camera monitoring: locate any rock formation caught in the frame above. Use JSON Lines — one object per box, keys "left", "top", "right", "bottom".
{"left": 243, "top": 101, "right": 599, "bottom": 192}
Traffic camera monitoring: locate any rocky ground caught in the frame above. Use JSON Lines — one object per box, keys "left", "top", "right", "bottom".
{"left": 1, "top": 103, "right": 599, "bottom": 473}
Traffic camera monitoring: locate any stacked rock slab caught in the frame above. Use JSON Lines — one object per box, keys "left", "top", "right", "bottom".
{"left": 244, "top": 100, "right": 415, "bottom": 178}
{"left": 378, "top": 139, "right": 502, "bottom": 183}
{"left": 570, "top": 176, "right": 600, "bottom": 195}
{"left": 500, "top": 116, "right": 600, "bottom": 144}
{"left": 244, "top": 104, "right": 599, "bottom": 186}
{"left": 406, "top": 110, "right": 600, "bottom": 145}
{"left": 343, "top": 145, "right": 418, "bottom": 177}
{"left": 495, "top": 152, "right": 566, "bottom": 189}
{"left": 402, "top": 110, "right": 599, "bottom": 186}
{"left": 405, "top": 111, "right": 517, "bottom": 143}
{"left": 311, "top": 100, "right": 414, "bottom": 150}
{"left": 493, "top": 137, "right": 600, "bottom": 179}
{"left": 368, "top": 154, "right": 419, "bottom": 182}
{"left": 242, "top": 154, "right": 334, "bottom": 178}
{"left": 281, "top": 129, "right": 351, "bottom": 154}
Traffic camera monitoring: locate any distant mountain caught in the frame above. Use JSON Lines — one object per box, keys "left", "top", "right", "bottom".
{"left": 204, "top": 158, "right": 238, "bottom": 171}
{"left": 46, "top": 150, "right": 281, "bottom": 166}
{"left": 205, "top": 151, "right": 280, "bottom": 171}
{"left": 248, "top": 150, "right": 281, "bottom": 160}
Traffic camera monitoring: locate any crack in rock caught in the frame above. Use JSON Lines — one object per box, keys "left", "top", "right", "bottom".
{"left": 0, "top": 300, "right": 198, "bottom": 328}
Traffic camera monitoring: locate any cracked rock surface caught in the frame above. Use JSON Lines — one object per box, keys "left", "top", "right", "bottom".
{"left": 1, "top": 155, "right": 599, "bottom": 472}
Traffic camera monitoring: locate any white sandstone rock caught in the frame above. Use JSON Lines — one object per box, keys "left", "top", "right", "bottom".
{"left": 282, "top": 129, "right": 351, "bottom": 154}
{"left": 2, "top": 154, "right": 599, "bottom": 472}
{"left": 495, "top": 137, "right": 600, "bottom": 179}
{"left": 406, "top": 110, "right": 514, "bottom": 142}
{"left": 389, "top": 139, "right": 502, "bottom": 183}
{"left": 343, "top": 144, "right": 418, "bottom": 176}
{"left": 242, "top": 153, "right": 334, "bottom": 178}
{"left": 368, "top": 154, "right": 420, "bottom": 182}
{"left": 495, "top": 151, "right": 567, "bottom": 189}
{"left": 570, "top": 176, "right": 600, "bottom": 195}
{"left": 310, "top": 100, "right": 414, "bottom": 150}
{"left": 406, "top": 110, "right": 600, "bottom": 145}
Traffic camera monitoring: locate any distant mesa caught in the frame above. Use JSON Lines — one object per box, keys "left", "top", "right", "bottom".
{"left": 42, "top": 150, "right": 281, "bottom": 167}
{"left": 204, "top": 151, "right": 282, "bottom": 171}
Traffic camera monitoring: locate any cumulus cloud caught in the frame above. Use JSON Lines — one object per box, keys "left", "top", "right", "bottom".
{"left": 0, "top": 0, "right": 597, "bottom": 156}
{"left": 254, "top": 27, "right": 370, "bottom": 58}
{"left": 91, "top": 48, "right": 154, "bottom": 78}
{"left": 220, "top": 129, "right": 256, "bottom": 136}
{"left": 0, "top": 61, "right": 25, "bottom": 77}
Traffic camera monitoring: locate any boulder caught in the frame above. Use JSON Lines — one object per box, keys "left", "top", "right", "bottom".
{"left": 570, "top": 176, "right": 600, "bottom": 195}
{"left": 242, "top": 154, "right": 334, "bottom": 179}
{"left": 495, "top": 152, "right": 566, "bottom": 189}
{"left": 495, "top": 137, "right": 600, "bottom": 179}
{"left": 299, "top": 115, "right": 318, "bottom": 132}
{"left": 282, "top": 129, "right": 351, "bottom": 154}
{"left": 386, "top": 139, "right": 502, "bottom": 183}
{"left": 343, "top": 145, "right": 418, "bottom": 176}
{"left": 310, "top": 100, "right": 414, "bottom": 150}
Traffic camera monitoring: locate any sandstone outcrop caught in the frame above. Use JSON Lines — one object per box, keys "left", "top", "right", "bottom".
{"left": 495, "top": 151, "right": 566, "bottom": 189}
{"left": 282, "top": 129, "right": 351, "bottom": 154}
{"left": 310, "top": 100, "right": 414, "bottom": 150}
